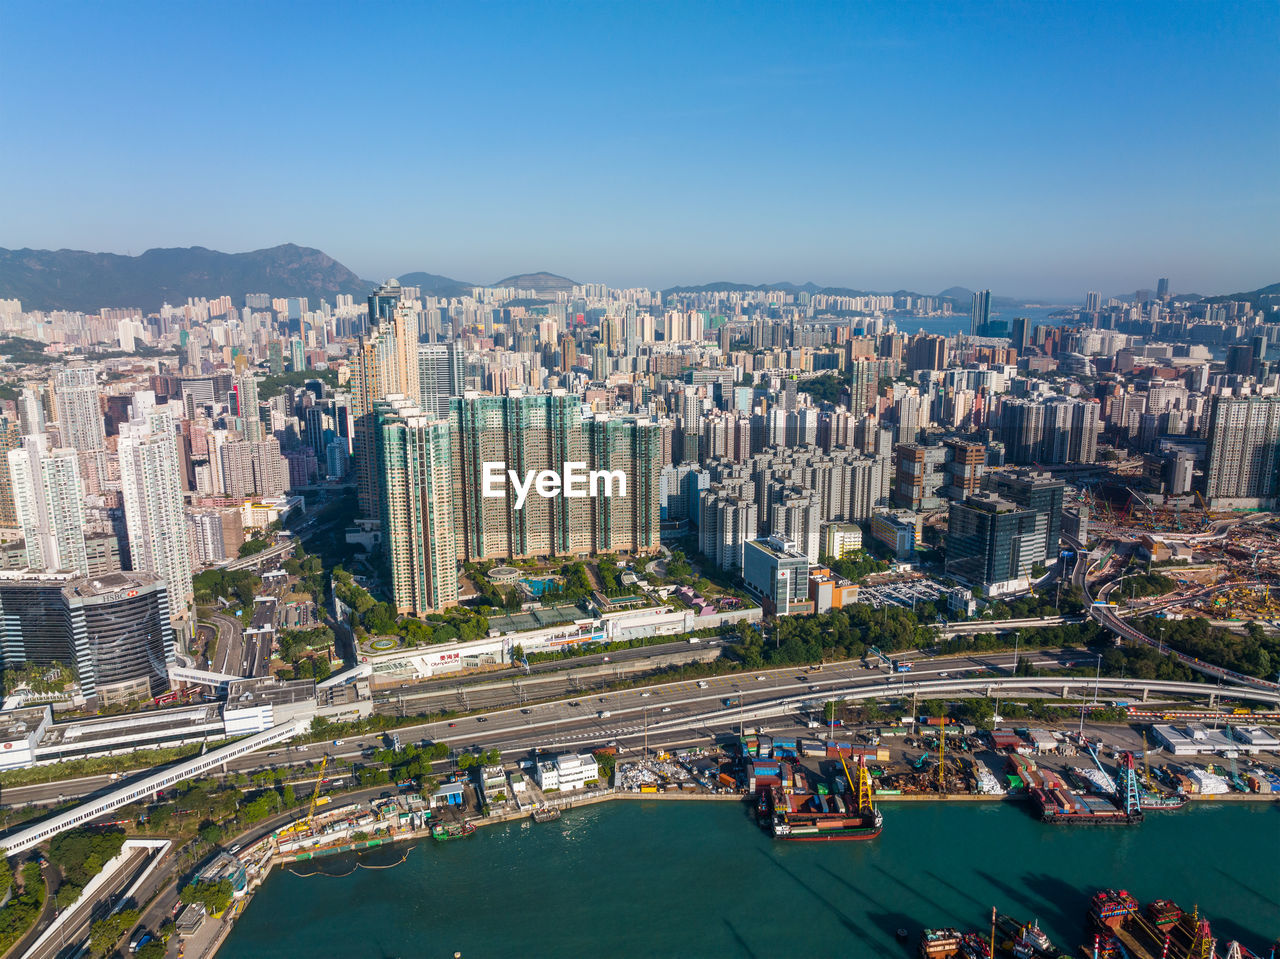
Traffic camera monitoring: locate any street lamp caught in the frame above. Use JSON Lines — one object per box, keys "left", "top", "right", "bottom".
{"left": 1092, "top": 653, "right": 1102, "bottom": 705}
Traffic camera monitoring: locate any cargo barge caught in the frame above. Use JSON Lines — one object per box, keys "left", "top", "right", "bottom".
{"left": 919, "top": 928, "right": 992, "bottom": 959}
{"left": 1030, "top": 753, "right": 1145, "bottom": 825}
{"left": 431, "top": 822, "right": 476, "bottom": 841}
{"left": 761, "top": 753, "right": 882, "bottom": 842}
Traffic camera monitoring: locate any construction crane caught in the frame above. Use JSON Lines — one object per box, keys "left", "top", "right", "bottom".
{"left": 280, "top": 755, "right": 328, "bottom": 838}
{"left": 840, "top": 751, "right": 875, "bottom": 815}
{"left": 1140, "top": 731, "right": 1153, "bottom": 790}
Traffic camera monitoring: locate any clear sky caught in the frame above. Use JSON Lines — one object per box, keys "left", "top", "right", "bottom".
{"left": 1, "top": 1, "right": 1276, "bottom": 300}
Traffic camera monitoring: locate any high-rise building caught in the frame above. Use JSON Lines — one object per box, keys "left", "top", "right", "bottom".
{"left": 17, "top": 387, "right": 45, "bottom": 436}
{"left": 1156, "top": 277, "right": 1170, "bottom": 300}
{"left": 52, "top": 367, "right": 105, "bottom": 452}
{"left": 945, "top": 492, "right": 1048, "bottom": 596}
{"left": 1084, "top": 291, "right": 1102, "bottom": 313}
{"left": 233, "top": 373, "right": 262, "bottom": 442}
{"left": 376, "top": 397, "right": 459, "bottom": 615}
{"left": 8, "top": 435, "right": 89, "bottom": 575}
{"left": 352, "top": 300, "right": 420, "bottom": 518}
{"left": 1204, "top": 395, "right": 1280, "bottom": 507}
{"left": 970, "top": 290, "right": 991, "bottom": 336}
{"left": 1042, "top": 398, "right": 1099, "bottom": 465}
{"left": 699, "top": 486, "right": 758, "bottom": 571}
{"left": 417, "top": 343, "right": 465, "bottom": 418}
{"left": 999, "top": 398, "right": 1046, "bottom": 465}
{"left": 448, "top": 391, "right": 661, "bottom": 561}
{"left": 118, "top": 411, "right": 193, "bottom": 626}
{"left": 1010, "top": 316, "right": 1031, "bottom": 354}
{"left": 742, "top": 536, "right": 811, "bottom": 616}
{"left": 0, "top": 570, "right": 175, "bottom": 700}
{"left": 982, "top": 469, "right": 1065, "bottom": 557}
{"left": 0, "top": 417, "right": 19, "bottom": 527}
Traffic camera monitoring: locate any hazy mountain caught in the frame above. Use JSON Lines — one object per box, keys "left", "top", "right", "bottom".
{"left": 396, "top": 271, "right": 475, "bottom": 300}
{"left": 1203, "top": 281, "right": 1280, "bottom": 308}
{"left": 0, "top": 243, "right": 370, "bottom": 313}
{"left": 493, "top": 271, "right": 578, "bottom": 293}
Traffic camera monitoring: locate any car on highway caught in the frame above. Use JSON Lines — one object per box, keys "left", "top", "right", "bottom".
{"left": 939, "top": 672, "right": 949, "bottom": 678}
{"left": 661, "top": 706, "right": 672, "bottom": 712}
{"left": 476, "top": 717, "right": 488, "bottom": 723}
{"left": 448, "top": 722, "right": 457, "bottom": 727}
{"left": 641, "top": 692, "right": 651, "bottom": 697}
{"left": 755, "top": 675, "right": 765, "bottom": 680}
{"left": 808, "top": 685, "right": 819, "bottom": 691}
{"left": 521, "top": 708, "right": 532, "bottom": 714}
{"left": 569, "top": 701, "right": 580, "bottom": 707}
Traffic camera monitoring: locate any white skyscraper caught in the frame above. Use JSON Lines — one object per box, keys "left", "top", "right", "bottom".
{"left": 52, "top": 367, "right": 105, "bottom": 452}
{"left": 119, "top": 410, "right": 193, "bottom": 626}
{"left": 8, "top": 434, "right": 89, "bottom": 575}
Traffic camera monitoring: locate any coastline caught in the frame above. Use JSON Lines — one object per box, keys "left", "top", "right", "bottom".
{"left": 205, "top": 785, "right": 1276, "bottom": 958}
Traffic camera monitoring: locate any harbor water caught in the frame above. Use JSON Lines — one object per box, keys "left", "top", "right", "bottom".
{"left": 220, "top": 799, "right": 1279, "bottom": 958}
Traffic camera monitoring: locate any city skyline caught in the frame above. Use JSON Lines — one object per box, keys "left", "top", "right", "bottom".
{"left": 2, "top": 3, "right": 1276, "bottom": 299}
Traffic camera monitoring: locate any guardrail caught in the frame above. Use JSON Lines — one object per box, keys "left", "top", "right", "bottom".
{"left": 0, "top": 720, "right": 306, "bottom": 857}
{"left": 641, "top": 674, "right": 1280, "bottom": 735}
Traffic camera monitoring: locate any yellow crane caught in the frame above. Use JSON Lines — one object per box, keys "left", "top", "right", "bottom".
{"left": 280, "top": 755, "right": 328, "bottom": 837}
{"left": 839, "top": 751, "right": 875, "bottom": 815}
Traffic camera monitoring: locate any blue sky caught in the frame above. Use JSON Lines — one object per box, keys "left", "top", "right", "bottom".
{"left": 1, "top": 1, "right": 1276, "bottom": 299}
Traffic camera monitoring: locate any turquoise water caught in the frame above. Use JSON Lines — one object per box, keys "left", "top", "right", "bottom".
{"left": 221, "top": 800, "right": 1279, "bottom": 959}
{"left": 521, "top": 577, "right": 557, "bottom": 597}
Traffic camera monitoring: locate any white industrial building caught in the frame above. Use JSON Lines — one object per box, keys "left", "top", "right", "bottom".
{"left": 534, "top": 752, "right": 600, "bottom": 792}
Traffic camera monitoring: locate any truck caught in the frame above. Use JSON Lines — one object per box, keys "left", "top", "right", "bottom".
{"left": 723, "top": 697, "right": 740, "bottom": 707}
{"left": 696, "top": 680, "right": 709, "bottom": 689}
{"left": 598, "top": 710, "right": 611, "bottom": 719}
{"left": 894, "top": 661, "right": 913, "bottom": 673}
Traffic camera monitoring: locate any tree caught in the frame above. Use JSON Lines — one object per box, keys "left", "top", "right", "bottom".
{"left": 823, "top": 701, "right": 838, "bottom": 723}
{"left": 88, "top": 908, "right": 139, "bottom": 958}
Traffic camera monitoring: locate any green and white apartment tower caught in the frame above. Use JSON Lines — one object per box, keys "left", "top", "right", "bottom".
{"left": 376, "top": 396, "right": 459, "bottom": 617}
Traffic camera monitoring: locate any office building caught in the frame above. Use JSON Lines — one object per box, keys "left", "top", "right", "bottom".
{"left": 1156, "top": 278, "right": 1169, "bottom": 300}
{"left": 1010, "top": 316, "right": 1031, "bottom": 354}
{"left": 982, "top": 469, "right": 1065, "bottom": 557}
{"left": 118, "top": 412, "right": 194, "bottom": 625}
{"left": 1204, "top": 396, "right": 1280, "bottom": 507}
{"left": 8, "top": 435, "right": 88, "bottom": 575}
{"left": 377, "top": 397, "right": 459, "bottom": 615}
{"left": 945, "top": 492, "right": 1048, "bottom": 597}
{"left": 52, "top": 367, "right": 105, "bottom": 452}
{"left": 742, "top": 536, "right": 812, "bottom": 616}
{"left": 0, "top": 570, "right": 174, "bottom": 700}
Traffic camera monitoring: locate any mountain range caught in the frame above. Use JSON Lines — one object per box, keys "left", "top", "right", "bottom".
{"left": 0, "top": 243, "right": 1272, "bottom": 314}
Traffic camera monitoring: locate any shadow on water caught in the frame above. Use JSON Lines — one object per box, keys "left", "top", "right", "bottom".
{"left": 1212, "top": 865, "right": 1280, "bottom": 911}
{"left": 1019, "top": 872, "right": 1089, "bottom": 944}
{"left": 976, "top": 868, "right": 1042, "bottom": 921}
{"left": 722, "top": 919, "right": 759, "bottom": 959}
{"left": 871, "top": 863, "right": 971, "bottom": 930}
{"left": 815, "top": 863, "right": 917, "bottom": 940}
{"left": 756, "top": 848, "right": 873, "bottom": 949}
{"left": 924, "top": 869, "right": 987, "bottom": 912}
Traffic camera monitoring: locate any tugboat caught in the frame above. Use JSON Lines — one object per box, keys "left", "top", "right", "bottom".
{"left": 960, "top": 932, "right": 992, "bottom": 958}
{"left": 995, "top": 915, "right": 1059, "bottom": 959}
